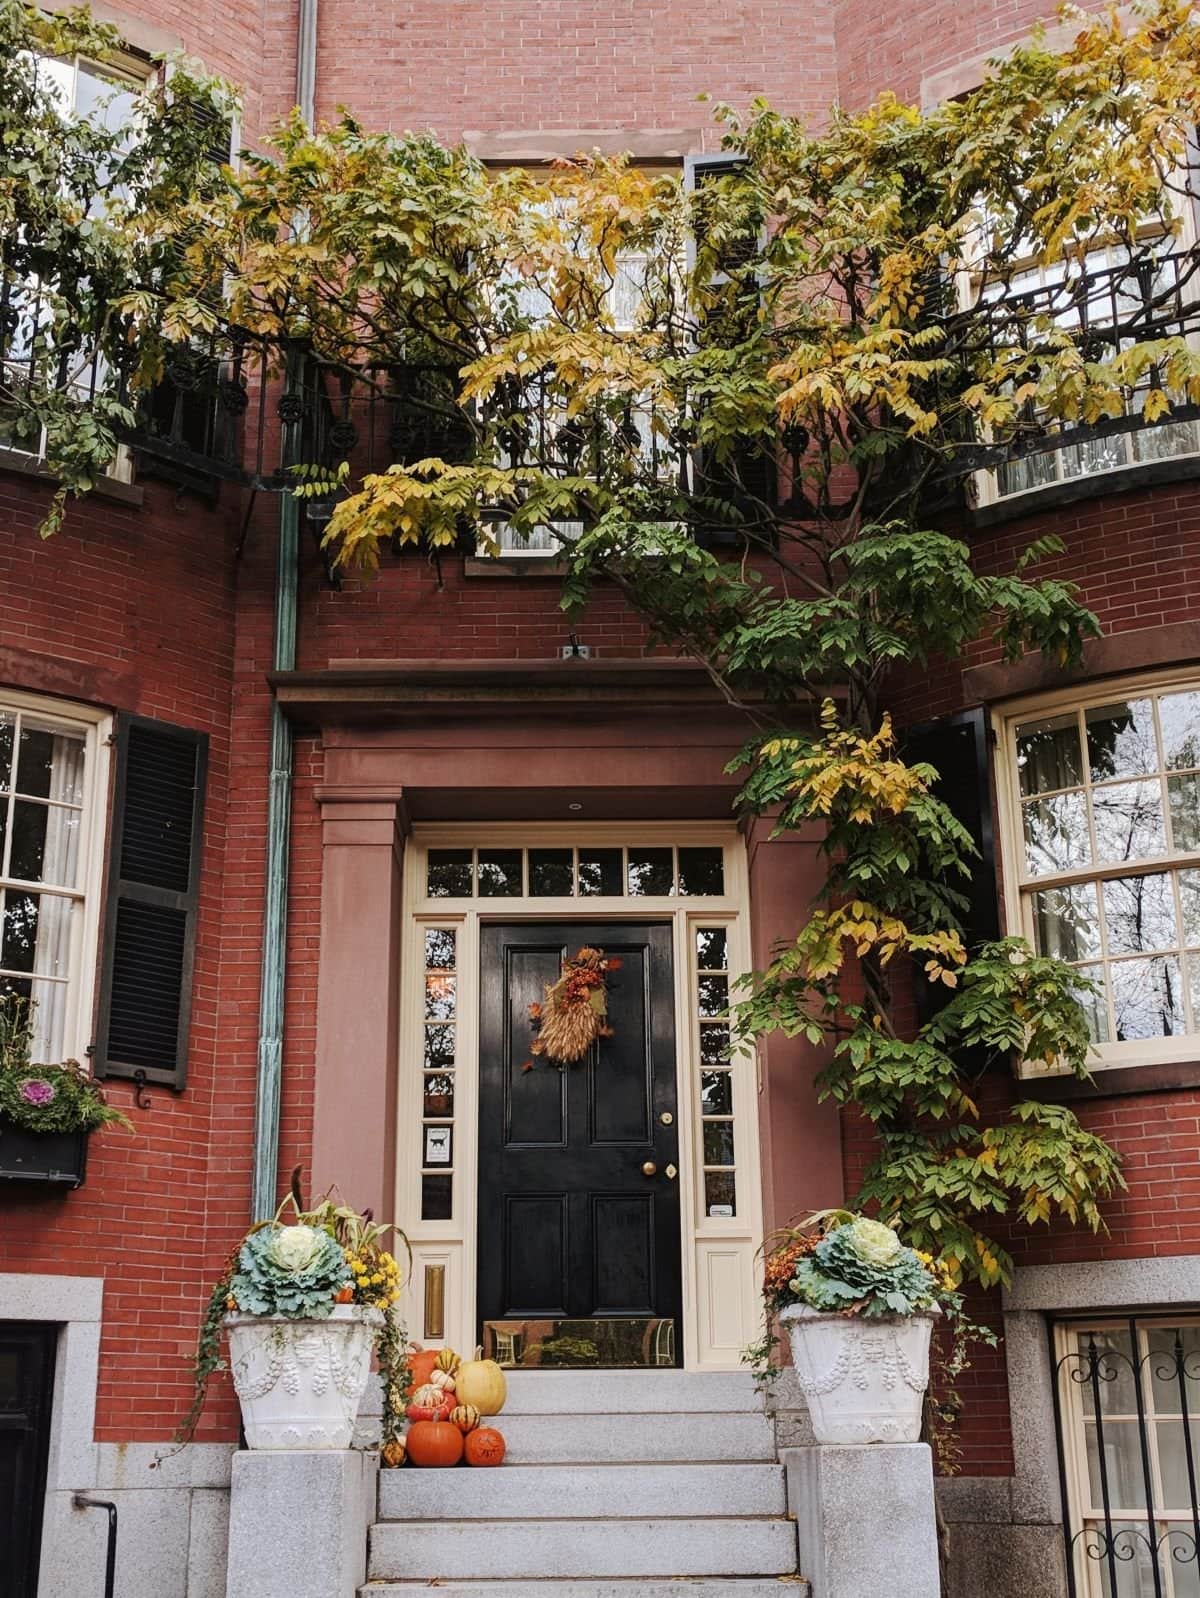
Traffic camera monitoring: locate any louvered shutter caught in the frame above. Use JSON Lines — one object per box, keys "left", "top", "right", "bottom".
{"left": 903, "top": 707, "right": 1000, "bottom": 955}
{"left": 94, "top": 716, "right": 207, "bottom": 1089}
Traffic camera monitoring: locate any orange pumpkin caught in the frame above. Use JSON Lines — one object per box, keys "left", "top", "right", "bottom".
{"left": 464, "top": 1426, "right": 506, "bottom": 1467}
{"left": 406, "top": 1419, "right": 464, "bottom": 1468}
{"left": 407, "top": 1347, "right": 440, "bottom": 1389}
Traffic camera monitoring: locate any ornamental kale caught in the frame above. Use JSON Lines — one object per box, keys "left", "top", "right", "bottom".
{"left": 229, "top": 1224, "right": 351, "bottom": 1317}
{"left": 0, "top": 996, "right": 133, "bottom": 1134}
{"left": 787, "top": 1215, "right": 941, "bottom": 1319}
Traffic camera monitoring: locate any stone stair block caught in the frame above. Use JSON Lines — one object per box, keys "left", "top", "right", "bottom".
{"left": 379, "top": 1461, "right": 787, "bottom": 1520}
{"left": 493, "top": 1408, "right": 777, "bottom": 1463}
{"left": 501, "top": 1369, "right": 762, "bottom": 1414}
{"left": 368, "top": 1514, "right": 799, "bottom": 1582}
{"left": 362, "top": 1581, "right": 809, "bottom": 1597}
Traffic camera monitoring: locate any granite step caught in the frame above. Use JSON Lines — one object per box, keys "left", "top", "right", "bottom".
{"left": 482, "top": 1408, "right": 776, "bottom": 1464}
{"left": 362, "top": 1581, "right": 809, "bottom": 1597}
{"left": 379, "top": 1460, "right": 787, "bottom": 1520}
{"left": 367, "top": 1514, "right": 799, "bottom": 1582}
{"left": 501, "top": 1369, "right": 762, "bottom": 1414}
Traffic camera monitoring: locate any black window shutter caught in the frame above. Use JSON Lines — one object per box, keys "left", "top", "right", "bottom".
{"left": 903, "top": 706, "right": 1001, "bottom": 957}
{"left": 94, "top": 715, "right": 207, "bottom": 1090}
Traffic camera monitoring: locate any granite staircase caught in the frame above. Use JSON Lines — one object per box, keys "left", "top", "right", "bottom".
{"left": 361, "top": 1369, "right": 808, "bottom": 1597}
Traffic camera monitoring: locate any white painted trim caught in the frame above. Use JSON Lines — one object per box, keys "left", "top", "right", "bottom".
{"left": 395, "top": 822, "right": 763, "bottom": 1369}
{"left": 991, "top": 667, "right": 1200, "bottom": 1077}
{"left": 0, "top": 689, "right": 112, "bottom": 1066}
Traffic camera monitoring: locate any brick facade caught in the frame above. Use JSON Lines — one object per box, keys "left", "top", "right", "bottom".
{"left": 1, "top": 0, "right": 1197, "bottom": 1543}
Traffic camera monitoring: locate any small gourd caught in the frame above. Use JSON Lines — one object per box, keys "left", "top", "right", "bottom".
{"left": 454, "top": 1356, "right": 507, "bottom": 1416}
{"left": 430, "top": 1368, "right": 457, "bottom": 1393}
{"left": 380, "top": 1437, "right": 407, "bottom": 1468}
{"left": 405, "top": 1418, "right": 464, "bottom": 1468}
{"left": 449, "top": 1403, "right": 480, "bottom": 1434}
{"left": 464, "top": 1425, "right": 506, "bottom": 1467}
{"left": 435, "top": 1348, "right": 462, "bottom": 1374}
{"left": 412, "top": 1382, "right": 447, "bottom": 1409}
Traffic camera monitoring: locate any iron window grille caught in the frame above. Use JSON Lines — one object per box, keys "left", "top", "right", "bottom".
{"left": 1053, "top": 1313, "right": 1200, "bottom": 1597}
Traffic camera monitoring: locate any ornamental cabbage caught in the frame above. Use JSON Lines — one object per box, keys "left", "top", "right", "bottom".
{"left": 229, "top": 1223, "right": 351, "bottom": 1318}
{"left": 787, "top": 1218, "right": 939, "bottom": 1319}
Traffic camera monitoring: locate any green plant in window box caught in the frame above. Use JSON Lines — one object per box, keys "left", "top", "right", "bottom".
{"left": 0, "top": 994, "right": 133, "bottom": 1135}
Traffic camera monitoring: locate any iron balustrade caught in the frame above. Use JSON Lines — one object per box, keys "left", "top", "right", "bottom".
{"left": 1053, "top": 1315, "right": 1200, "bottom": 1598}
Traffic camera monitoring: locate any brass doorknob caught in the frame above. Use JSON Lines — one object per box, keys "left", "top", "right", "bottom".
{"left": 642, "top": 1161, "right": 658, "bottom": 1177}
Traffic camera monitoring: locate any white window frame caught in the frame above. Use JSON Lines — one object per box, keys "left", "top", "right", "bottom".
{"left": 1055, "top": 1314, "right": 1200, "bottom": 1598}
{"left": 995, "top": 669, "right": 1200, "bottom": 1075}
{"left": 0, "top": 690, "right": 111, "bottom": 1066}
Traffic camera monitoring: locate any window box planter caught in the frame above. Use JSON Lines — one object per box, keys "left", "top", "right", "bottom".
{"left": 0, "top": 1118, "right": 88, "bottom": 1187}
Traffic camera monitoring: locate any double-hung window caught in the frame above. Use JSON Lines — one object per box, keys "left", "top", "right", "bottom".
{"left": 1, "top": 49, "right": 148, "bottom": 478}
{"left": 0, "top": 695, "right": 108, "bottom": 1064}
{"left": 998, "top": 677, "right": 1200, "bottom": 1070}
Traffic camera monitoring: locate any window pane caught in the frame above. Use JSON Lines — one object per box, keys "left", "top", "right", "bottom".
{"left": 529, "top": 849, "right": 573, "bottom": 896}
{"left": 1169, "top": 773, "right": 1200, "bottom": 854}
{"left": 704, "top": 1171, "right": 736, "bottom": 1216}
{"left": 1084, "top": 1421, "right": 1147, "bottom": 1512}
{"left": 1112, "top": 956, "right": 1185, "bottom": 1040}
{"left": 700, "top": 1024, "right": 731, "bottom": 1066}
{"left": 424, "top": 928, "right": 456, "bottom": 969}
{"left": 1156, "top": 1419, "right": 1200, "bottom": 1513}
{"left": 1183, "top": 872, "right": 1200, "bottom": 945}
{"left": 1032, "top": 882, "right": 1101, "bottom": 961}
{"left": 0, "top": 714, "right": 13, "bottom": 790}
{"left": 427, "top": 849, "right": 472, "bottom": 897}
{"left": 421, "top": 1174, "right": 453, "bottom": 1221}
{"left": 702, "top": 1121, "right": 735, "bottom": 1166}
{"left": 627, "top": 848, "right": 673, "bottom": 896}
{"left": 1086, "top": 699, "right": 1158, "bottom": 783}
{"left": 1102, "top": 874, "right": 1177, "bottom": 956}
{"left": 1023, "top": 792, "right": 1091, "bottom": 876}
{"left": 1161, "top": 691, "right": 1200, "bottom": 772}
{"left": 424, "top": 971, "right": 456, "bottom": 1020}
{"left": 1016, "top": 713, "right": 1083, "bottom": 797}
{"left": 1146, "top": 1324, "right": 1200, "bottom": 1414}
{"left": 1076, "top": 964, "right": 1111, "bottom": 1043}
{"left": 1092, "top": 780, "right": 1166, "bottom": 865}
{"left": 678, "top": 847, "right": 724, "bottom": 896}
{"left": 15, "top": 723, "right": 85, "bottom": 802}
{"left": 477, "top": 849, "right": 522, "bottom": 897}
{"left": 578, "top": 848, "right": 623, "bottom": 896}
{"left": 1073, "top": 1329, "right": 1139, "bottom": 1416}
{"left": 10, "top": 800, "right": 80, "bottom": 888}
{"left": 696, "top": 927, "right": 728, "bottom": 970}
{"left": 424, "top": 1024, "right": 455, "bottom": 1068}
{"left": 2, "top": 891, "right": 39, "bottom": 973}
{"left": 423, "top": 1073, "right": 455, "bottom": 1116}
{"left": 701, "top": 1070, "right": 733, "bottom": 1115}
{"left": 697, "top": 975, "right": 729, "bottom": 1018}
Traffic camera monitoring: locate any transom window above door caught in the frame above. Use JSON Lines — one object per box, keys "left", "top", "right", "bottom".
{"left": 425, "top": 844, "right": 726, "bottom": 900}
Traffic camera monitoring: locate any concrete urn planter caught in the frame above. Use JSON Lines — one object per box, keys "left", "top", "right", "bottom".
{"left": 224, "top": 1305, "right": 383, "bottom": 1449}
{"left": 779, "top": 1303, "right": 938, "bottom": 1444}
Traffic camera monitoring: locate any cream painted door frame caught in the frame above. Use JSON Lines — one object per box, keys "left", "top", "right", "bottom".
{"left": 395, "top": 822, "right": 763, "bottom": 1369}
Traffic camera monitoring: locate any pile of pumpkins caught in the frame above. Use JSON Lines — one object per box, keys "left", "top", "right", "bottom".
{"left": 398, "top": 1346, "right": 507, "bottom": 1469}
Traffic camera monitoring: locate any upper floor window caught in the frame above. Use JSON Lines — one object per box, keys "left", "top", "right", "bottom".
{"left": 977, "top": 243, "right": 1200, "bottom": 504}
{"left": 998, "top": 677, "right": 1200, "bottom": 1071}
{"left": 0, "top": 695, "right": 108, "bottom": 1064}
{"left": 0, "top": 47, "right": 151, "bottom": 479}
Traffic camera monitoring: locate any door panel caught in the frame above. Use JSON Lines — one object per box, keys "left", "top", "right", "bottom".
{"left": 0, "top": 1321, "right": 56, "bottom": 1598}
{"left": 478, "top": 923, "right": 681, "bottom": 1367}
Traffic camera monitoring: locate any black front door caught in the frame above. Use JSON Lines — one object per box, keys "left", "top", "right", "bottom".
{"left": 478, "top": 923, "right": 681, "bottom": 1368}
{"left": 0, "top": 1322, "right": 56, "bottom": 1598}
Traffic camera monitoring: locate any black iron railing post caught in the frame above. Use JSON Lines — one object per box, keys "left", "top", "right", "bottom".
{"left": 73, "top": 1493, "right": 117, "bottom": 1598}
